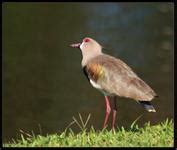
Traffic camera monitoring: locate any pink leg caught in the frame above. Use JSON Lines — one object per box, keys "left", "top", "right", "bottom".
{"left": 112, "top": 97, "right": 117, "bottom": 129}
{"left": 103, "top": 96, "right": 111, "bottom": 129}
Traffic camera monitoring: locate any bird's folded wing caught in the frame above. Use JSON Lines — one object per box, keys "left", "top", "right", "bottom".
{"left": 84, "top": 54, "right": 157, "bottom": 101}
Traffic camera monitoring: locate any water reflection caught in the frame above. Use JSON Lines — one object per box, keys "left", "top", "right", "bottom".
{"left": 2, "top": 2, "right": 174, "bottom": 142}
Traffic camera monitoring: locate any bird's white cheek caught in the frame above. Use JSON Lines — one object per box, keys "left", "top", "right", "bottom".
{"left": 80, "top": 42, "right": 84, "bottom": 50}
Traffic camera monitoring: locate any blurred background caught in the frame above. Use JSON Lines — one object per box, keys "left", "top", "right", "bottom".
{"left": 2, "top": 2, "right": 174, "bottom": 142}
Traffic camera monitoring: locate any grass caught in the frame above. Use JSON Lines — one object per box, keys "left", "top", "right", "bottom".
{"left": 3, "top": 114, "right": 174, "bottom": 147}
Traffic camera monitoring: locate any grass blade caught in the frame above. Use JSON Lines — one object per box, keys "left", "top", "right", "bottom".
{"left": 130, "top": 114, "right": 143, "bottom": 129}
{"left": 79, "top": 113, "right": 85, "bottom": 129}
{"left": 84, "top": 113, "right": 91, "bottom": 128}
{"left": 72, "top": 116, "right": 83, "bottom": 131}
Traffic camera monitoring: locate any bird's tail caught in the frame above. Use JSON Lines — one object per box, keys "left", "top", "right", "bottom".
{"left": 138, "top": 101, "right": 156, "bottom": 112}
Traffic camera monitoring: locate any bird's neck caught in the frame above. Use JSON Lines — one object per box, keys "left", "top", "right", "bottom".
{"left": 81, "top": 51, "right": 103, "bottom": 67}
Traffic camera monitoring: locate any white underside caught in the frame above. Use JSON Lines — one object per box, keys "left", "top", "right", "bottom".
{"left": 90, "top": 79, "right": 102, "bottom": 89}
{"left": 89, "top": 79, "right": 111, "bottom": 96}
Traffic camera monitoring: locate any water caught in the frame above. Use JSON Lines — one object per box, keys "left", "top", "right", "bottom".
{"left": 2, "top": 2, "right": 174, "bottom": 142}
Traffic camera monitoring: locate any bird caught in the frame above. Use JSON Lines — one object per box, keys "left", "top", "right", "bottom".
{"left": 70, "top": 37, "right": 158, "bottom": 129}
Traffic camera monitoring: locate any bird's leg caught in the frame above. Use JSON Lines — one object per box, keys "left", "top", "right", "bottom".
{"left": 112, "top": 96, "right": 117, "bottom": 130}
{"left": 103, "top": 96, "right": 111, "bottom": 129}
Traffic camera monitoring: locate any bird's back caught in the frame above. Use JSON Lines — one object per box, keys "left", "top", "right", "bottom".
{"left": 86, "top": 54, "right": 157, "bottom": 101}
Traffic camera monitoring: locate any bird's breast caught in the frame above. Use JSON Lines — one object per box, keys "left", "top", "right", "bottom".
{"left": 90, "top": 79, "right": 102, "bottom": 89}
{"left": 89, "top": 79, "right": 112, "bottom": 96}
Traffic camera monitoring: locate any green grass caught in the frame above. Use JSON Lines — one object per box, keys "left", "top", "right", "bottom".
{"left": 3, "top": 116, "right": 174, "bottom": 147}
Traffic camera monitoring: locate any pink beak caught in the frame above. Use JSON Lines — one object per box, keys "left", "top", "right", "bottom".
{"left": 70, "top": 43, "right": 81, "bottom": 48}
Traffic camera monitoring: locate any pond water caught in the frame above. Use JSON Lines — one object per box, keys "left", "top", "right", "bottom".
{"left": 2, "top": 2, "right": 174, "bottom": 142}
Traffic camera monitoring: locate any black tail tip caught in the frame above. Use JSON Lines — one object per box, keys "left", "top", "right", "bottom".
{"left": 138, "top": 101, "right": 156, "bottom": 113}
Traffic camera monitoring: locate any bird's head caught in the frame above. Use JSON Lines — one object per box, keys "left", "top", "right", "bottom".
{"left": 70, "top": 37, "right": 102, "bottom": 54}
{"left": 70, "top": 37, "right": 103, "bottom": 66}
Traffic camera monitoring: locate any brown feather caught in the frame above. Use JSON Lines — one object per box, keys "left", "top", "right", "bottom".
{"left": 85, "top": 63, "right": 104, "bottom": 82}
{"left": 86, "top": 54, "right": 157, "bottom": 101}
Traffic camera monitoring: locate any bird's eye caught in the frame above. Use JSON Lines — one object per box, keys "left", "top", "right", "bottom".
{"left": 84, "top": 38, "right": 90, "bottom": 43}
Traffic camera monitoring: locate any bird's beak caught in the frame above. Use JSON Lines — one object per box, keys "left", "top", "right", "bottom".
{"left": 70, "top": 43, "right": 81, "bottom": 48}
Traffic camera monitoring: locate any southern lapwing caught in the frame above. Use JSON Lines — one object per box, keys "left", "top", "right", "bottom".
{"left": 70, "top": 37, "right": 157, "bottom": 129}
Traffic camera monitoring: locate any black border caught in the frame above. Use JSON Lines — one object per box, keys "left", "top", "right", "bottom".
{"left": 1, "top": 0, "right": 175, "bottom": 2}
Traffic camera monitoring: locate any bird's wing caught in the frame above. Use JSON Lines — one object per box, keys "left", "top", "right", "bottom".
{"left": 84, "top": 54, "right": 157, "bottom": 101}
